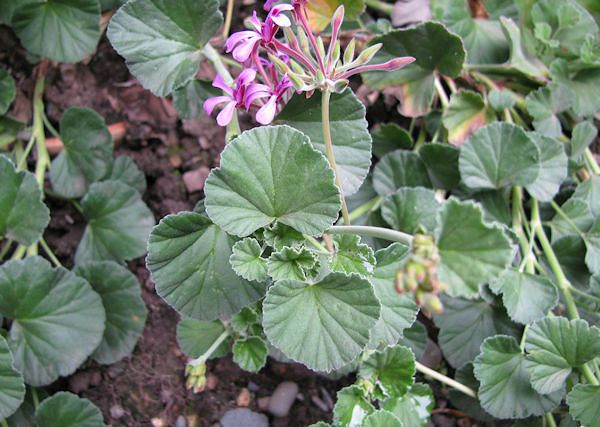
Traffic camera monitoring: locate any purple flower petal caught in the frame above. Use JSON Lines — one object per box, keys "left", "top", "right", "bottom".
{"left": 212, "top": 75, "right": 233, "bottom": 95}
{"left": 204, "top": 95, "right": 232, "bottom": 115}
{"left": 256, "top": 95, "right": 278, "bottom": 124}
{"left": 216, "top": 101, "right": 237, "bottom": 126}
{"left": 237, "top": 68, "right": 257, "bottom": 86}
{"left": 270, "top": 13, "right": 291, "bottom": 27}
{"left": 232, "top": 35, "right": 261, "bottom": 62}
{"left": 244, "top": 83, "right": 272, "bottom": 108}
{"left": 225, "top": 31, "right": 258, "bottom": 52}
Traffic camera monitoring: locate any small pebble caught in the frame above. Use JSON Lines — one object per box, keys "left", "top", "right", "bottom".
{"left": 267, "top": 381, "right": 299, "bottom": 417}
{"left": 109, "top": 405, "right": 125, "bottom": 419}
{"left": 206, "top": 374, "right": 218, "bottom": 391}
{"left": 182, "top": 167, "right": 210, "bottom": 193}
{"left": 187, "top": 414, "right": 200, "bottom": 427}
{"left": 247, "top": 381, "right": 260, "bottom": 392}
{"left": 220, "top": 408, "right": 269, "bottom": 427}
{"left": 175, "top": 415, "right": 187, "bottom": 427}
{"left": 151, "top": 418, "right": 167, "bottom": 427}
{"left": 237, "top": 387, "right": 251, "bottom": 407}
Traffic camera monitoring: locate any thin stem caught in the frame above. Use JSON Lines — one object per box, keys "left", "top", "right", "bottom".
{"left": 190, "top": 330, "right": 230, "bottom": 366}
{"left": 550, "top": 201, "right": 585, "bottom": 239}
{"left": 569, "top": 285, "right": 600, "bottom": 305}
{"left": 33, "top": 77, "right": 50, "bottom": 189}
{"left": 581, "top": 364, "right": 600, "bottom": 385}
{"left": 2, "top": 418, "right": 9, "bottom": 427}
{"left": 512, "top": 187, "right": 534, "bottom": 273}
{"left": 10, "top": 245, "right": 26, "bottom": 261}
{"left": 222, "top": 0, "right": 234, "bottom": 39}
{"left": 322, "top": 90, "right": 350, "bottom": 225}
{"left": 545, "top": 413, "right": 557, "bottom": 427}
{"left": 415, "top": 362, "right": 477, "bottom": 398}
{"left": 327, "top": 225, "right": 413, "bottom": 246}
{"left": 272, "top": 40, "right": 317, "bottom": 74}
{"left": 32, "top": 388, "right": 40, "bottom": 409}
{"left": 364, "top": 0, "right": 393, "bottom": 15}
{"left": 348, "top": 196, "right": 383, "bottom": 222}
{"left": 0, "top": 239, "right": 13, "bottom": 261}
{"left": 40, "top": 237, "right": 62, "bottom": 268}
{"left": 433, "top": 76, "right": 449, "bottom": 109}
{"left": 584, "top": 148, "right": 600, "bottom": 175}
{"left": 42, "top": 112, "right": 60, "bottom": 139}
{"left": 297, "top": 5, "right": 326, "bottom": 73}
{"left": 304, "top": 235, "right": 329, "bottom": 255}
{"left": 16, "top": 131, "right": 36, "bottom": 170}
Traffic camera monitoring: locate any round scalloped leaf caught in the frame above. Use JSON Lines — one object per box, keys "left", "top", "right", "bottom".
{"left": 488, "top": 89, "right": 516, "bottom": 111}
{"left": 49, "top": 107, "right": 113, "bottom": 198}
{"left": 263, "top": 273, "right": 380, "bottom": 372}
{"left": 176, "top": 319, "right": 230, "bottom": 359}
{"left": 108, "top": 0, "right": 223, "bottom": 96}
{"left": 35, "top": 392, "right": 107, "bottom": 427}
{"left": 372, "top": 150, "right": 432, "bottom": 196}
{"left": 333, "top": 385, "right": 374, "bottom": 427}
{"left": 75, "top": 180, "right": 154, "bottom": 264}
{"left": 567, "top": 384, "right": 600, "bottom": 427}
{"left": 359, "top": 345, "right": 415, "bottom": 398}
{"left": 147, "top": 212, "right": 266, "bottom": 320}
{"left": 571, "top": 121, "right": 598, "bottom": 161}
{"left": 267, "top": 246, "right": 318, "bottom": 282}
{"left": 460, "top": 123, "right": 541, "bottom": 190}
{"left": 489, "top": 269, "right": 558, "bottom": 325}
{"left": 278, "top": 89, "right": 371, "bottom": 196}
{"left": 369, "top": 243, "right": 418, "bottom": 348}
{"left": 0, "top": 335, "right": 24, "bottom": 421}
{"left": 205, "top": 126, "right": 340, "bottom": 237}
{"left": 0, "top": 155, "right": 50, "bottom": 246}
{"left": 0, "top": 68, "right": 15, "bottom": 115}
{"left": 381, "top": 187, "right": 440, "bottom": 234}
{"left": 381, "top": 384, "right": 434, "bottom": 427}
{"left": 103, "top": 156, "right": 146, "bottom": 194}
{"left": 525, "top": 317, "right": 600, "bottom": 395}
{"left": 550, "top": 59, "right": 600, "bottom": 118}
{"left": 361, "top": 410, "right": 402, "bottom": 427}
{"left": 74, "top": 261, "right": 147, "bottom": 365}
{"left": 525, "top": 133, "right": 568, "bottom": 202}
{"left": 434, "top": 295, "right": 520, "bottom": 369}
{"left": 0, "top": 257, "right": 105, "bottom": 386}
{"left": 328, "top": 235, "right": 375, "bottom": 278}
{"left": 442, "top": 90, "right": 495, "bottom": 146}
{"left": 232, "top": 336, "right": 268, "bottom": 373}
{"left": 420, "top": 143, "right": 461, "bottom": 190}
{"left": 372, "top": 123, "right": 413, "bottom": 158}
{"left": 551, "top": 176, "right": 600, "bottom": 242}
{"left": 435, "top": 199, "right": 514, "bottom": 298}
{"left": 473, "top": 335, "right": 563, "bottom": 419}
{"left": 525, "top": 84, "right": 573, "bottom": 138}
{"left": 12, "top": 0, "right": 101, "bottom": 63}
{"left": 230, "top": 238, "right": 268, "bottom": 282}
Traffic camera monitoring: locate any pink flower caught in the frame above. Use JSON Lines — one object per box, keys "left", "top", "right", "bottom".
{"left": 256, "top": 75, "right": 294, "bottom": 124}
{"left": 204, "top": 69, "right": 258, "bottom": 126}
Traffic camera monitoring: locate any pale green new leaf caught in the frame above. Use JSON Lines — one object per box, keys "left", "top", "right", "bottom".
{"left": 329, "top": 235, "right": 375, "bottom": 278}
{"left": 147, "top": 212, "right": 266, "bottom": 320}
{"left": 76, "top": 180, "right": 155, "bottom": 264}
{"left": 566, "top": 384, "right": 600, "bottom": 427}
{"left": 263, "top": 223, "right": 305, "bottom": 251}
{"left": 35, "top": 392, "right": 107, "bottom": 427}
{"left": 176, "top": 319, "right": 230, "bottom": 359}
{"left": 230, "top": 238, "right": 268, "bottom": 282}
{"left": 473, "top": 335, "right": 563, "bottom": 419}
{"left": 525, "top": 84, "right": 573, "bottom": 138}
{"left": 108, "top": 0, "right": 223, "bottom": 96}
{"left": 525, "top": 317, "right": 600, "bottom": 394}
{"left": 0, "top": 68, "right": 15, "bottom": 115}
{"left": 359, "top": 345, "right": 415, "bottom": 398}
{"left": 373, "top": 150, "right": 432, "bottom": 196}
{"left": 0, "top": 335, "right": 24, "bottom": 421}
{"left": 333, "top": 385, "right": 374, "bottom": 427}
{"left": 525, "top": 133, "right": 568, "bottom": 202}
{"left": 435, "top": 199, "right": 514, "bottom": 298}
{"left": 442, "top": 90, "right": 495, "bottom": 145}
{"left": 360, "top": 410, "right": 402, "bottom": 427}
{"left": 267, "top": 247, "right": 318, "bottom": 282}
{"left": 50, "top": 107, "right": 113, "bottom": 198}
{"left": 204, "top": 126, "right": 340, "bottom": 237}
{"left": 0, "top": 155, "right": 50, "bottom": 246}
{"left": 382, "top": 384, "right": 434, "bottom": 427}
{"left": 232, "top": 336, "right": 268, "bottom": 373}
{"left": 0, "top": 257, "right": 105, "bottom": 386}
{"left": 263, "top": 273, "right": 380, "bottom": 371}
{"left": 381, "top": 187, "right": 440, "bottom": 234}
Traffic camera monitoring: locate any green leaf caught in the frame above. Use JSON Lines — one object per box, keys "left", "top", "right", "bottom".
{"left": 373, "top": 150, "right": 432, "bottom": 196}
{"left": 147, "top": 212, "right": 266, "bottom": 320}
{"left": 381, "top": 187, "right": 440, "bottom": 234}
{"left": 525, "top": 84, "right": 573, "bottom": 138}
{"left": 442, "top": 90, "right": 495, "bottom": 146}
{"left": 333, "top": 385, "right": 374, "bottom": 427}
{"left": 448, "top": 363, "right": 494, "bottom": 422}
{"left": 473, "top": 335, "right": 563, "bottom": 419}
{"left": 553, "top": 236, "right": 590, "bottom": 288}
{"left": 550, "top": 176, "right": 600, "bottom": 241}
{"left": 550, "top": 60, "right": 600, "bottom": 117}
{"left": 0, "top": 117, "right": 25, "bottom": 148}
{"left": 34, "top": 392, "right": 106, "bottom": 427}
{"left": 230, "top": 305, "right": 260, "bottom": 334}
{"left": 420, "top": 143, "right": 461, "bottom": 190}
{"left": 173, "top": 79, "right": 219, "bottom": 120}
{"left": 278, "top": 89, "right": 371, "bottom": 196}
{"left": 0, "top": 155, "right": 50, "bottom": 246}
{"left": 49, "top": 107, "right": 113, "bottom": 198}
{"left": 571, "top": 121, "right": 597, "bottom": 161}
{"left": 232, "top": 336, "right": 268, "bottom": 373}
{"left": 76, "top": 180, "right": 154, "bottom": 264}
{"left": 263, "top": 272, "right": 380, "bottom": 371}
{"left": 12, "top": 0, "right": 101, "bottom": 63}
{"left": 230, "top": 238, "right": 268, "bottom": 282}
{"left": 0, "top": 257, "right": 105, "bottom": 386}
{"left": 500, "top": 17, "right": 547, "bottom": 80}
{"left": 176, "top": 319, "right": 230, "bottom": 359}
{"left": 103, "top": 156, "right": 146, "bottom": 194}
{"left": 459, "top": 122, "right": 541, "bottom": 190}
{"left": 73, "top": 261, "right": 147, "bottom": 365}
{"left": 363, "top": 22, "right": 465, "bottom": 117}
{"left": 488, "top": 89, "right": 516, "bottom": 111}
{"left": 263, "top": 223, "right": 305, "bottom": 251}
{"left": 435, "top": 295, "right": 520, "bottom": 368}
{"left": 489, "top": 269, "right": 558, "bottom": 325}
{"left": 359, "top": 345, "right": 415, "bottom": 398}
{"left": 360, "top": 410, "right": 402, "bottom": 427}
{"left": 585, "top": 219, "right": 600, "bottom": 276}
{"left": 566, "top": 384, "right": 600, "bottom": 427}
{"left": 371, "top": 123, "right": 413, "bottom": 158}
{"left": 0, "top": 68, "right": 15, "bottom": 115}
{"left": 397, "top": 321, "right": 427, "bottom": 360}
{"left": 108, "top": 0, "right": 223, "bottom": 96}
{"left": 328, "top": 235, "right": 375, "bottom": 278}
{"left": 267, "top": 247, "right": 318, "bottom": 281}
{"left": 0, "top": 335, "right": 24, "bottom": 421}
{"left": 525, "top": 133, "right": 568, "bottom": 202}
{"left": 525, "top": 317, "right": 600, "bottom": 394}
{"left": 369, "top": 243, "right": 418, "bottom": 348}
{"left": 204, "top": 126, "right": 340, "bottom": 237}
{"left": 382, "top": 384, "right": 434, "bottom": 427}
{"left": 435, "top": 198, "right": 514, "bottom": 298}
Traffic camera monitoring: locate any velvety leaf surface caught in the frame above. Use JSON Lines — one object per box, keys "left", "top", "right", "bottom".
{"left": 525, "top": 84, "right": 573, "bottom": 138}
{"left": 35, "top": 392, "right": 106, "bottom": 427}
{"left": 382, "top": 384, "right": 434, "bottom": 427}
{"left": 108, "top": 0, "right": 223, "bottom": 96}
{"left": 232, "top": 336, "right": 268, "bottom": 373}
{"left": 333, "top": 385, "right": 374, "bottom": 427}
{"left": 176, "top": 319, "right": 230, "bottom": 359}
{"left": 76, "top": 180, "right": 154, "bottom": 264}
{"left": 0, "top": 257, "right": 105, "bottom": 386}
{"left": 50, "top": 107, "right": 113, "bottom": 198}
{"left": 488, "top": 89, "right": 516, "bottom": 111}
{"left": 0, "top": 335, "right": 24, "bottom": 421}
{"left": 567, "top": 384, "right": 600, "bottom": 427}
{"left": 263, "top": 273, "right": 380, "bottom": 371}
{"left": 147, "top": 212, "right": 265, "bottom": 320}
{"left": 442, "top": 90, "right": 495, "bottom": 145}
{"left": 571, "top": 121, "right": 597, "bottom": 161}
{"left": 328, "top": 235, "right": 375, "bottom": 278}
{"left": 500, "top": 17, "right": 547, "bottom": 80}
{"left": 267, "top": 247, "right": 318, "bottom": 281}
{"left": 550, "top": 59, "right": 600, "bottom": 117}
{"left": 551, "top": 176, "right": 600, "bottom": 241}
{"left": 381, "top": 187, "right": 440, "bottom": 234}
{"left": 74, "top": 261, "right": 147, "bottom": 364}
{"left": 525, "top": 133, "right": 568, "bottom": 202}
{"left": 0, "top": 68, "right": 15, "bottom": 115}
{"left": 173, "top": 79, "right": 219, "bottom": 120}
{"left": 278, "top": 89, "right": 371, "bottom": 196}
{"left": 103, "top": 156, "right": 146, "bottom": 194}
{"left": 372, "top": 150, "right": 432, "bottom": 196}
{"left": 263, "top": 223, "right": 305, "bottom": 251}
{"left": 371, "top": 123, "right": 413, "bottom": 158}
{"left": 204, "top": 126, "right": 340, "bottom": 237}
{"left": 229, "top": 238, "right": 268, "bottom": 282}
{"left": 0, "top": 155, "right": 50, "bottom": 246}
{"left": 360, "top": 410, "right": 402, "bottom": 427}
{"left": 12, "top": 0, "right": 101, "bottom": 63}
{"left": 420, "top": 143, "right": 461, "bottom": 190}
{"left": 359, "top": 345, "right": 415, "bottom": 397}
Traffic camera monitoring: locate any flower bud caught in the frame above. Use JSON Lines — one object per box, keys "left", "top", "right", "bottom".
{"left": 422, "top": 294, "right": 444, "bottom": 314}
{"left": 395, "top": 270, "right": 404, "bottom": 294}
{"left": 283, "top": 26, "right": 300, "bottom": 51}
{"left": 333, "top": 78, "right": 349, "bottom": 93}
{"left": 331, "top": 5, "right": 345, "bottom": 37}
{"left": 316, "top": 36, "right": 326, "bottom": 61}
{"left": 344, "top": 39, "right": 356, "bottom": 65}
{"left": 330, "top": 40, "right": 341, "bottom": 69}
{"left": 269, "top": 53, "right": 292, "bottom": 75}
{"left": 357, "top": 43, "right": 382, "bottom": 65}
{"left": 297, "top": 26, "right": 311, "bottom": 57}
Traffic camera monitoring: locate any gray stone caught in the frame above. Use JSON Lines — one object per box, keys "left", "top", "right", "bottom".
{"left": 267, "top": 381, "right": 299, "bottom": 417}
{"left": 220, "top": 408, "right": 269, "bottom": 427}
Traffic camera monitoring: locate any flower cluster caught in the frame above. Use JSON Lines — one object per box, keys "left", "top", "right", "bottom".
{"left": 205, "top": 0, "right": 415, "bottom": 127}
